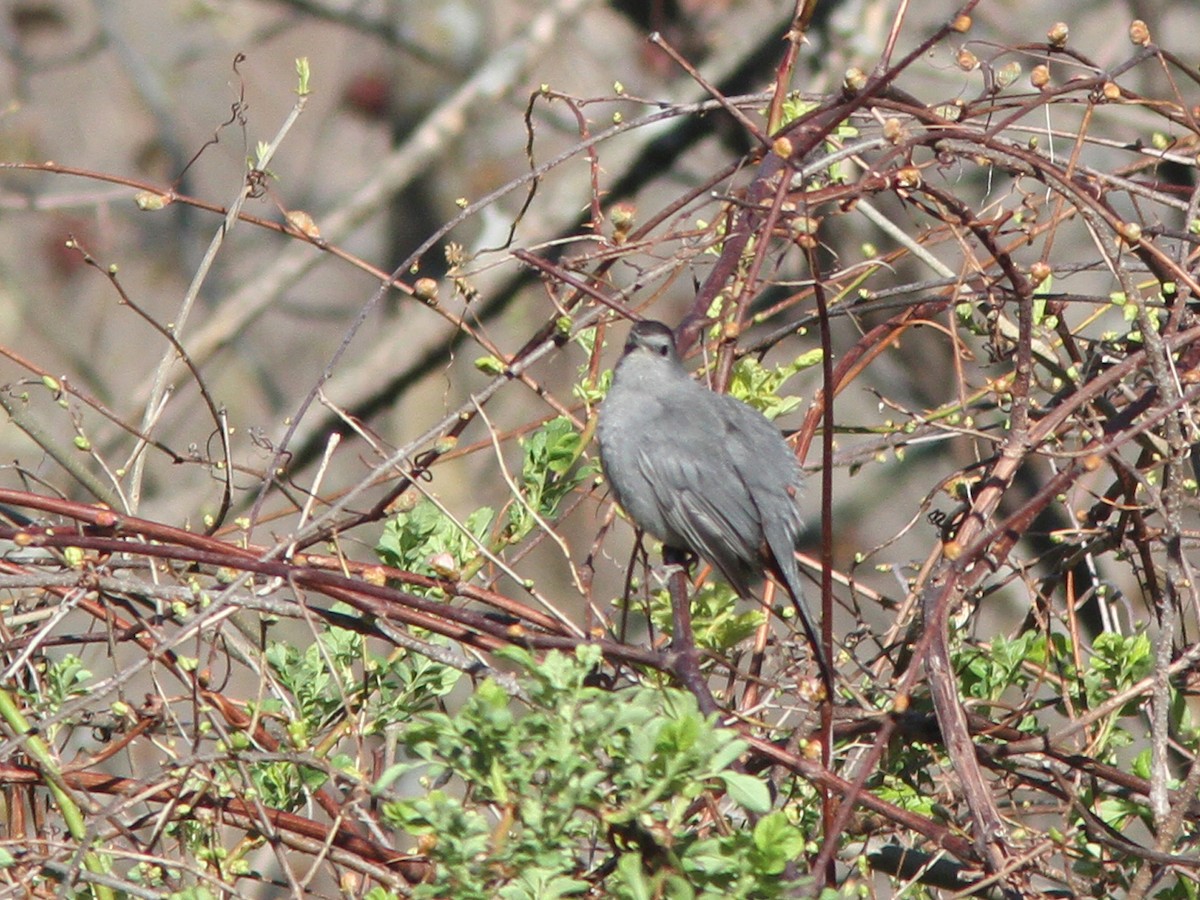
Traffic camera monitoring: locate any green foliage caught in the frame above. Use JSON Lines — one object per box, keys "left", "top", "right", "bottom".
{"left": 1085, "top": 632, "right": 1152, "bottom": 711}
{"left": 266, "top": 618, "right": 461, "bottom": 731}
{"left": 10, "top": 654, "right": 95, "bottom": 743}
{"left": 959, "top": 632, "right": 1044, "bottom": 702}
{"left": 377, "top": 415, "right": 594, "bottom": 580}
{"left": 504, "top": 415, "right": 596, "bottom": 544}
{"left": 728, "top": 351, "right": 823, "bottom": 421}
{"left": 378, "top": 646, "right": 811, "bottom": 898}
{"left": 1150, "top": 873, "right": 1200, "bottom": 900}
{"left": 255, "top": 619, "right": 461, "bottom": 809}
{"left": 42, "top": 654, "right": 93, "bottom": 713}
{"left": 643, "top": 581, "right": 765, "bottom": 653}
{"left": 1072, "top": 631, "right": 1152, "bottom": 759}
{"left": 572, "top": 327, "right": 610, "bottom": 407}
{"left": 377, "top": 498, "right": 495, "bottom": 583}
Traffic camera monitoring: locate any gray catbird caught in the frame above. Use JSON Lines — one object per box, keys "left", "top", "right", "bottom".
{"left": 597, "top": 320, "right": 832, "bottom": 689}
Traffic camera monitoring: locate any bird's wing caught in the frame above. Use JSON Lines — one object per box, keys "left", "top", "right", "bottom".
{"left": 629, "top": 419, "right": 764, "bottom": 596}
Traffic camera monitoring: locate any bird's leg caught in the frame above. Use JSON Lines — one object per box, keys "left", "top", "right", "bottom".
{"left": 661, "top": 546, "right": 695, "bottom": 650}
{"left": 662, "top": 546, "right": 720, "bottom": 715}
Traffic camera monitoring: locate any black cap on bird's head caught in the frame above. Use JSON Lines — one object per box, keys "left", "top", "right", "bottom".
{"left": 622, "top": 320, "right": 680, "bottom": 362}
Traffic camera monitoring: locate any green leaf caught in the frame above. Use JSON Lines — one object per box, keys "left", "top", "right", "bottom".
{"left": 751, "top": 811, "right": 806, "bottom": 874}
{"left": 719, "top": 771, "right": 771, "bottom": 813}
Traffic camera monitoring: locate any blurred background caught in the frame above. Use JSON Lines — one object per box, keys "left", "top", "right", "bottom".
{"left": 2, "top": 1, "right": 1200, "bottom": 892}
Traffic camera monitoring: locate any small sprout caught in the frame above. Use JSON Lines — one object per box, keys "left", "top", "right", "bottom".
{"left": 951, "top": 14, "right": 972, "bottom": 32}
{"left": 434, "top": 435, "right": 459, "bottom": 454}
{"left": 610, "top": 200, "right": 636, "bottom": 243}
{"left": 295, "top": 57, "right": 310, "bottom": 96}
{"left": 883, "top": 118, "right": 903, "bottom": 142}
{"left": 843, "top": 67, "right": 867, "bottom": 92}
{"left": 955, "top": 48, "right": 978, "bottom": 71}
{"left": 133, "top": 190, "right": 172, "bottom": 211}
{"left": 63, "top": 546, "right": 84, "bottom": 568}
{"left": 789, "top": 215, "right": 820, "bottom": 235}
{"left": 413, "top": 277, "right": 439, "bottom": 304}
{"left": 1116, "top": 220, "right": 1142, "bottom": 244}
{"left": 41, "top": 374, "right": 60, "bottom": 393}
{"left": 613, "top": 80, "right": 624, "bottom": 94}
{"left": 285, "top": 209, "right": 320, "bottom": 238}
{"left": 895, "top": 166, "right": 921, "bottom": 189}
{"left": 474, "top": 355, "right": 505, "bottom": 375}
{"left": 1030, "top": 261, "right": 1052, "bottom": 285}
{"left": 1031, "top": 64, "right": 1050, "bottom": 89}
{"left": 1129, "top": 19, "right": 1150, "bottom": 46}
{"left": 455, "top": 197, "right": 468, "bottom": 209}
{"left": 74, "top": 435, "right": 91, "bottom": 451}
{"left": 611, "top": 111, "right": 622, "bottom": 125}
{"left": 772, "top": 135, "right": 793, "bottom": 160}
{"left": 215, "top": 567, "right": 240, "bottom": 585}
{"left": 1047, "top": 22, "right": 1069, "bottom": 47}
{"left": 932, "top": 102, "right": 962, "bottom": 121}
{"left": 1151, "top": 132, "right": 1170, "bottom": 150}
{"left": 994, "top": 61, "right": 1021, "bottom": 89}
{"left": 799, "top": 737, "right": 822, "bottom": 760}
{"left": 788, "top": 214, "right": 821, "bottom": 248}
{"left": 428, "top": 552, "right": 459, "bottom": 579}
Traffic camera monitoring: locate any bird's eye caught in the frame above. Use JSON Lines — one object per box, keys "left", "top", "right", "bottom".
{"left": 657, "top": 344, "right": 669, "bottom": 356}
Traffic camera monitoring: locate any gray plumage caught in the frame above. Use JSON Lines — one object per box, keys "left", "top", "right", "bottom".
{"left": 597, "top": 320, "right": 831, "bottom": 687}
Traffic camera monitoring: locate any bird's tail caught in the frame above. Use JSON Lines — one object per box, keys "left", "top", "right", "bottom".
{"left": 767, "top": 529, "right": 834, "bottom": 694}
